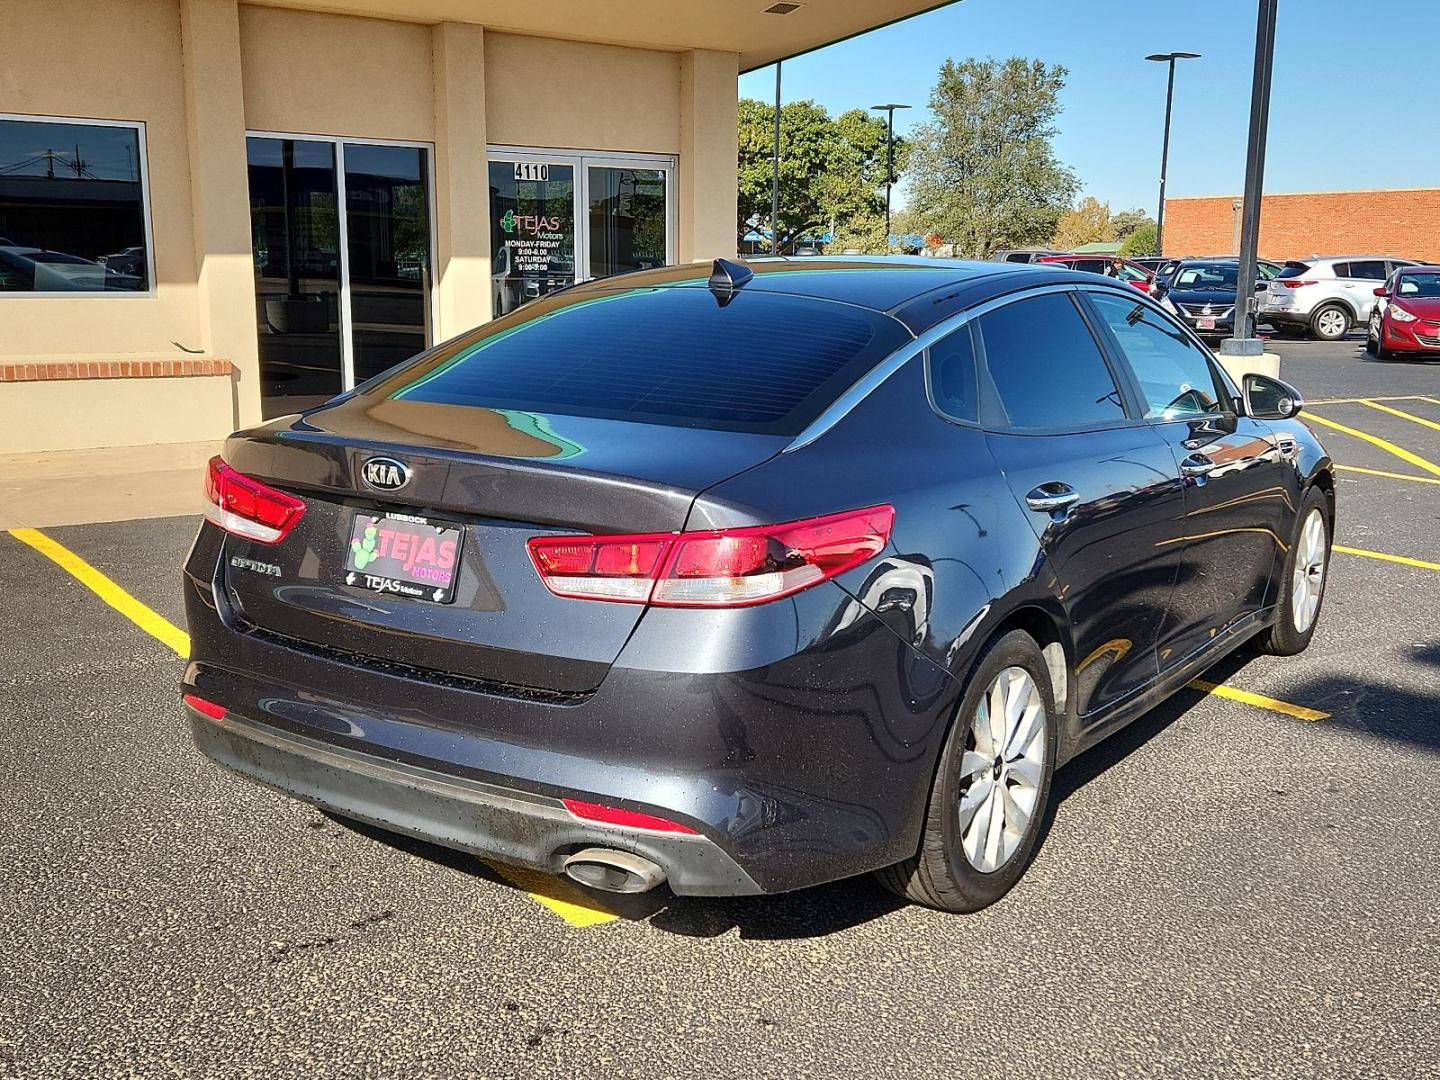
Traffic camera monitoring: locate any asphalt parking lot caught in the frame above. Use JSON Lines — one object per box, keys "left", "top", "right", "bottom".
{"left": 3, "top": 335, "right": 1437, "bottom": 1079}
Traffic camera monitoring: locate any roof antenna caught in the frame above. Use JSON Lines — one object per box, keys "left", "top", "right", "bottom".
{"left": 708, "top": 258, "right": 753, "bottom": 307}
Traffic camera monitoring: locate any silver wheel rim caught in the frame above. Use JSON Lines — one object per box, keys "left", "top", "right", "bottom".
{"left": 957, "top": 666, "right": 1046, "bottom": 873}
{"left": 1317, "top": 309, "right": 1346, "bottom": 338}
{"left": 1291, "top": 508, "right": 1327, "bottom": 634}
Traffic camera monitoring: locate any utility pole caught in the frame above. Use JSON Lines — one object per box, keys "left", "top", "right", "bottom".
{"left": 1145, "top": 51, "right": 1200, "bottom": 257}
{"left": 1222, "top": 0, "right": 1278, "bottom": 358}
{"left": 870, "top": 103, "right": 911, "bottom": 245}
{"left": 771, "top": 62, "right": 782, "bottom": 255}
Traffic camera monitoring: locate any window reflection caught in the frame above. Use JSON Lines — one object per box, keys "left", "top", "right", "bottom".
{"left": 0, "top": 117, "right": 149, "bottom": 292}
{"left": 587, "top": 167, "right": 666, "bottom": 278}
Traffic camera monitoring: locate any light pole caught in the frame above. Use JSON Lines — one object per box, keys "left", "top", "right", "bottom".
{"left": 870, "top": 103, "right": 911, "bottom": 245}
{"left": 771, "top": 62, "right": 782, "bottom": 255}
{"left": 1145, "top": 51, "right": 1200, "bottom": 256}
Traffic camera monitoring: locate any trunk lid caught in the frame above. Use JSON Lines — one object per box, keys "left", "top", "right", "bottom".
{"left": 218, "top": 396, "right": 786, "bottom": 694}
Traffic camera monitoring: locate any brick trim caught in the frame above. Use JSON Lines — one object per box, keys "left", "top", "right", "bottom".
{"left": 0, "top": 359, "right": 233, "bottom": 383}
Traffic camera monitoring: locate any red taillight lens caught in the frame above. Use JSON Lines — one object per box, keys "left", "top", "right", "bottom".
{"left": 203, "top": 456, "right": 306, "bottom": 544}
{"left": 562, "top": 798, "right": 699, "bottom": 835}
{"left": 527, "top": 504, "right": 895, "bottom": 608}
{"left": 1280, "top": 280, "right": 1315, "bottom": 289}
{"left": 182, "top": 693, "right": 226, "bottom": 720}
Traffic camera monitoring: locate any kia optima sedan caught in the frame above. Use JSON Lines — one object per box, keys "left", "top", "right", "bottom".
{"left": 183, "top": 257, "right": 1335, "bottom": 912}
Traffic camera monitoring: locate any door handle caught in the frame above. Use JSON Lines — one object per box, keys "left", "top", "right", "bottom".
{"left": 1179, "top": 453, "right": 1219, "bottom": 478}
{"left": 1025, "top": 482, "right": 1080, "bottom": 513}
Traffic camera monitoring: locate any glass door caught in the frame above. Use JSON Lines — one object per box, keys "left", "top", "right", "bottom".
{"left": 586, "top": 165, "right": 668, "bottom": 277}
{"left": 246, "top": 134, "right": 434, "bottom": 418}
{"left": 487, "top": 157, "right": 576, "bottom": 317}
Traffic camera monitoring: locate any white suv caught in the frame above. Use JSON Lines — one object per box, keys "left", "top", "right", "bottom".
{"left": 1261, "top": 256, "right": 1420, "bottom": 340}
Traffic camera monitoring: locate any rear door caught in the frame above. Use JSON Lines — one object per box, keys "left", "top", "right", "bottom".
{"left": 977, "top": 288, "right": 1185, "bottom": 718}
{"left": 1082, "top": 287, "right": 1292, "bottom": 668}
{"left": 1344, "top": 259, "right": 1389, "bottom": 319}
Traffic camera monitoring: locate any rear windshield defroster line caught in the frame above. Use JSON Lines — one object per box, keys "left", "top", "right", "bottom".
{"left": 375, "top": 287, "right": 913, "bottom": 435}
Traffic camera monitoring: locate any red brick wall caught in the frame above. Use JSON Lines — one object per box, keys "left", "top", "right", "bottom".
{"left": 1163, "top": 189, "right": 1440, "bottom": 264}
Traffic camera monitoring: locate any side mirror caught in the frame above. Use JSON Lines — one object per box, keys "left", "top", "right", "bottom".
{"left": 1242, "top": 373, "right": 1303, "bottom": 420}
{"left": 1373, "top": 287, "right": 1388, "bottom": 297}
{"left": 1254, "top": 280, "right": 1268, "bottom": 291}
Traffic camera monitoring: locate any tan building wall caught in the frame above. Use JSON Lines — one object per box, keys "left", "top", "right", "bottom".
{"left": 1165, "top": 189, "right": 1440, "bottom": 264}
{"left": 1, "top": 0, "right": 743, "bottom": 455}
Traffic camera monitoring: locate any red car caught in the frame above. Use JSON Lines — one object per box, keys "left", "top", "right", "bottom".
{"left": 1037, "top": 255, "right": 1154, "bottom": 293}
{"left": 1367, "top": 265, "right": 1440, "bottom": 360}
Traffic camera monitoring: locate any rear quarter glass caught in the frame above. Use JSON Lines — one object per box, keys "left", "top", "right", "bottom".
{"left": 362, "top": 287, "right": 913, "bottom": 436}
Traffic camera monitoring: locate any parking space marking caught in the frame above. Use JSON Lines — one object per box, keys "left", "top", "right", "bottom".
{"left": 8, "top": 527, "right": 192, "bottom": 658}
{"left": 1303, "top": 412, "right": 1440, "bottom": 477}
{"left": 1307, "top": 394, "right": 1434, "bottom": 405}
{"left": 1188, "top": 679, "right": 1329, "bottom": 722}
{"left": 1334, "top": 464, "right": 1440, "bottom": 487}
{"left": 1334, "top": 544, "right": 1440, "bottom": 573}
{"left": 1360, "top": 399, "right": 1440, "bottom": 433}
{"left": 6, "top": 526, "right": 619, "bottom": 929}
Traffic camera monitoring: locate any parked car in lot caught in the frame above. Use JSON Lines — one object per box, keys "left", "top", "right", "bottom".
{"left": 1152, "top": 257, "right": 1279, "bottom": 291}
{"left": 1037, "top": 254, "right": 1154, "bottom": 292}
{"left": 183, "top": 257, "right": 1334, "bottom": 914}
{"left": 1367, "top": 265, "right": 1440, "bottom": 360}
{"left": 993, "top": 247, "right": 1071, "bottom": 263}
{"left": 1262, "top": 256, "right": 1421, "bottom": 341}
{"left": 1152, "top": 259, "right": 1246, "bottom": 341}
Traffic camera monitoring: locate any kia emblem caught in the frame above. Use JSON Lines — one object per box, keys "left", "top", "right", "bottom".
{"left": 360, "top": 456, "right": 411, "bottom": 492}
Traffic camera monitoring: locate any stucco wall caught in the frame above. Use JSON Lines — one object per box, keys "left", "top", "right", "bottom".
{"left": 0, "top": 0, "right": 202, "bottom": 359}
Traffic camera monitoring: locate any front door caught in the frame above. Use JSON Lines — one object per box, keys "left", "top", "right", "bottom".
{"left": 1083, "top": 288, "right": 1292, "bottom": 667}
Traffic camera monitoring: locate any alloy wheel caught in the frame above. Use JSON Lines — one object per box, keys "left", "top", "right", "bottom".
{"left": 1292, "top": 508, "right": 1327, "bottom": 634}
{"left": 1316, "top": 308, "right": 1348, "bottom": 340}
{"left": 956, "top": 666, "right": 1046, "bottom": 873}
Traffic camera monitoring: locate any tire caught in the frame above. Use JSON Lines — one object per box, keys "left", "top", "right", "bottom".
{"left": 876, "top": 629, "right": 1057, "bottom": 913}
{"left": 1310, "top": 304, "right": 1351, "bottom": 342}
{"left": 1254, "top": 486, "right": 1333, "bottom": 656}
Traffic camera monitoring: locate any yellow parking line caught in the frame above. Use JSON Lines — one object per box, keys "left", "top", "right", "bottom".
{"left": 1334, "top": 464, "right": 1440, "bottom": 487}
{"left": 1189, "top": 679, "right": 1329, "bottom": 722}
{"left": 1334, "top": 544, "right": 1440, "bottom": 572}
{"left": 8, "top": 527, "right": 192, "bottom": 657}
{"left": 5, "top": 527, "right": 617, "bottom": 928}
{"left": 1303, "top": 411, "right": 1440, "bottom": 477}
{"left": 1360, "top": 399, "right": 1440, "bottom": 433}
{"left": 1307, "top": 394, "right": 1431, "bottom": 405}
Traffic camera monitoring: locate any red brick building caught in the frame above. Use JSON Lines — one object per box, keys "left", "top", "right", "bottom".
{"left": 1163, "top": 188, "right": 1440, "bottom": 264}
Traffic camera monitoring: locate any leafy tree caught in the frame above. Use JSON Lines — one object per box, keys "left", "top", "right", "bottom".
{"left": 736, "top": 99, "right": 898, "bottom": 252}
{"left": 1110, "top": 207, "right": 1156, "bottom": 243}
{"left": 904, "top": 57, "right": 1078, "bottom": 257}
{"left": 1119, "top": 223, "right": 1158, "bottom": 257}
{"left": 1053, "top": 195, "right": 1114, "bottom": 250}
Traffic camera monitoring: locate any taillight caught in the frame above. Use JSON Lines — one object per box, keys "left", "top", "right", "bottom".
{"left": 562, "top": 798, "right": 699, "bottom": 835}
{"left": 203, "top": 455, "right": 306, "bottom": 544}
{"left": 527, "top": 504, "right": 895, "bottom": 608}
{"left": 1280, "top": 280, "right": 1315, "bottom": 289}
{"left": 182, "top": 693, "right": 226, "bottom": 720}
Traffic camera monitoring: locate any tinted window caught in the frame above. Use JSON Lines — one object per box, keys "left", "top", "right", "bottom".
{"left": 1175, "top": 264, "right": 1238, "bottom": 289}
{"left": 1277, "top": 262, "right": 1312, "bottom": 279}
{"left": 927, "top": 325, "right": 978, "bottom": 423}
{"left": 1348, "top": 260, "right": 1386, "bottom": 281}
{"left": 0, "top": 117, "right": 150, "bottom": 292}
{"left": 377, "top": 287, "right": 910, "bottom": 434}
{"left": 1396, "top": 272, "right": 1440, "bottom": 298}
{"left": 1328, "top": 262, "right": 1351, "bottom": 278}
{"left": 1075, "top": 259, "right": 1106, "bottom": 274}
{"left": 1088, "top": 292, "right": 1225, "bottom": 421}
{"left": 978, "top": 293, "right": 1127, "bottom": 430}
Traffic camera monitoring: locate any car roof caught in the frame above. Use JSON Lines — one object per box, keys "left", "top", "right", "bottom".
{"left": 555, "top": 256, "right": 1104, "bottom": 336}
{"left": 1396, "top": 264, "right": 1440, "bottom": 272}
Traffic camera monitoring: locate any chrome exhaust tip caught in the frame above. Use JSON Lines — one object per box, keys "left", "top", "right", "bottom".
{"left": 562, "top": 848, "right": 667, "bottom": 893}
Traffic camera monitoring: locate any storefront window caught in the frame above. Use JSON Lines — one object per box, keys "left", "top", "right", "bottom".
{"left": 587, "top": 167, "right": 667, "bottom": 278}
{"left": 488, "top": 160, "right": 576, "bottom": 317}
{"left": 0, "top": 116, "right": 151, "bottom": 293}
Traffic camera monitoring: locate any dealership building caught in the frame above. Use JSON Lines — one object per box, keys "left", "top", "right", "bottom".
{"left": 1, "top": 0, "right": 943, "bottom": 456}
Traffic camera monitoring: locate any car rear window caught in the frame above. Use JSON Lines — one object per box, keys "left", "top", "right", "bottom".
{"left": 1277, "top": 262, "right": 1312, "bottom": 279}
{"left": 375, "top": 287, "right": 912, "bottom": 434}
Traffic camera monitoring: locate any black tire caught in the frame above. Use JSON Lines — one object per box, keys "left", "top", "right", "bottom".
{"left": 876, "top": 629, "right": 1057, "bottom": 913}
{"left": 1254, "top": 485, "right": 1333, "bottom": 656}
{"left": 1309, "top": 303, "right": 1351, "bottom": 342}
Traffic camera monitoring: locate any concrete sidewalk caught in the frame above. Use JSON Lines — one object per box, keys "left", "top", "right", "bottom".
{"left": 0, "top": 441, "right": 218, "bottom": 529}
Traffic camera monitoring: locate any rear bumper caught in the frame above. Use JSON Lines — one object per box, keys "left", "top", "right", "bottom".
{"left": 189, "top": 705, "right": 761, "bottom": 896}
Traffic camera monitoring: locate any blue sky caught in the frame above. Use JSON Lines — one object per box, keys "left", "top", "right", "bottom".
{"left": 739, "top": 0, "right": 1440, "bottom": 215}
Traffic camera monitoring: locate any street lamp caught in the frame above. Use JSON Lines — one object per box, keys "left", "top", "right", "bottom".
{"left": 870, "top": 103, "right": 911, "bottom": 245}
{"left": 1145, "top": 51, "right": 1200, "bottom": 256}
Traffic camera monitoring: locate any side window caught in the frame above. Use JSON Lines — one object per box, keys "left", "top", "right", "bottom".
{"left": 977, "top": 293, "right": 1127, "bottom": 430}
{"left": 1348, "top": 260, "right": 1387, "bottom": 281}
{"left": 1088, "top": 292, "right": 1227, "bottom": 421}
{"left": 1329, "top": 262, "right": 1351, "bottom": 278}
{"left": 927, "top": 325, "right": 978, "bottom": 423}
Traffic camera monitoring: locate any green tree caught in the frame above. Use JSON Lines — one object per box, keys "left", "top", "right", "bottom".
{"left": 1110, "top": 207, "right": 1156, "bottom": 243}
{"left": 1053, "top": 195, "right": 1114, "bottom": 250}
{"left": 737, "top": 99, "right": 898, "bottom": 252}
{"left": 1119, "top": 223, "right": 1158, "bottom": 257}
{"left": 904, "top": 56, "right": 1078, "bottom": 257}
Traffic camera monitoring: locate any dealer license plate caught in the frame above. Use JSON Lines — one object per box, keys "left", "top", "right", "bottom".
{"left": 343, "top": 512, "right": 463, "bottom": 604}
{"left": 1197, "top": 317, "right": 1217, "bottom": 330}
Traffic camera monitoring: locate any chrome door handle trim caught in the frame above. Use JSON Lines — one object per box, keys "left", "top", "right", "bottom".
{"left": 1025, "top": 483, "right": 1080, "bottom": 513}
{"left": 1179, "top": 454, "right": 1219, "bottom": 477}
